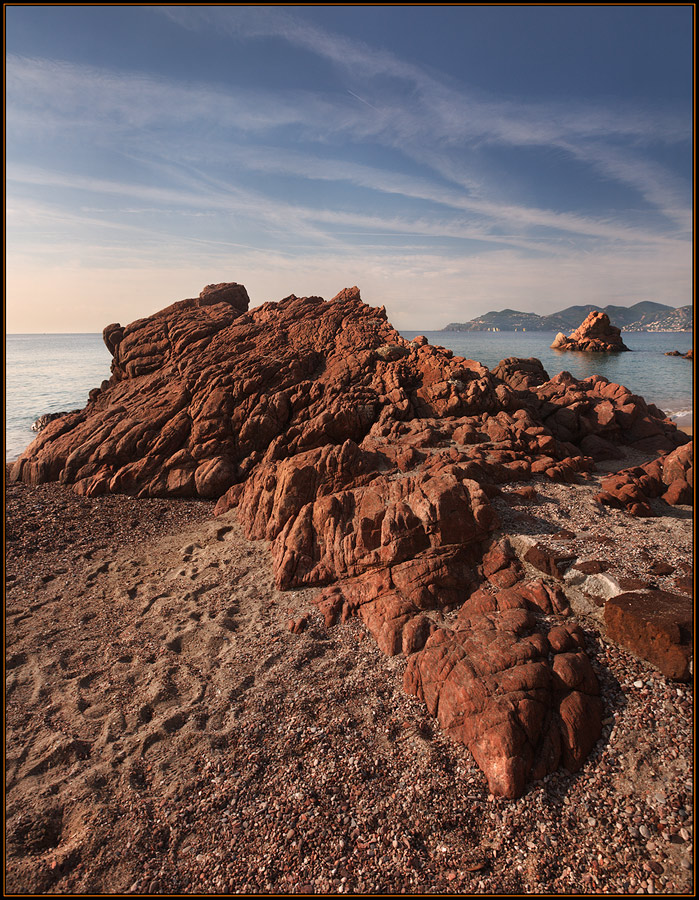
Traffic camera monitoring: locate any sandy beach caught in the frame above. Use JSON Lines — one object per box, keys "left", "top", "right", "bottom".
{"left": 5, "top": 451, "right": 694, "bottom": 895}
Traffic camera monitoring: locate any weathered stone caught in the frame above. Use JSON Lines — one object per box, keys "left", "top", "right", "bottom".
{"left": 617, "top": 576, "right": 654, "bottom": 591}
{"left": 550, "top": 311, "right": 630, "bottom": 353}
{"left": 287, "top": 615, "right": 309, "bottom": 634}
{"left": 510, "top": 485, "right": 538, "bottom": 502}
{"left": 572, "top": 560, "right": 610, "bottom": 575}
{"left": 481, "top": 538, "right": 523, "bottom": 588}
{"left": 550, "top": 529, "right": 577, "bottom": 541}
{"left": 579, "top": 433, "right": 625, "bottom": 461}
{"left": 491, "top": 357, "right": 550, "bottom": 392}
{"left": 662, "top": 479, "right": 692, "bottom": 505}
{"left": 524, "top": 543, "right": 576, "bottom": 580}
{"left": 649, "top": 561, "right": 675, "bottom": 576}
{"left": 673, "top": 576, "right": 693, "bottom": 596}
{"left": 564, "top": 570, "right": 621, "bottom": 604}
{"left": 31, "top": 410, "right": 81, "bottom": 432}
{"left": 401, "top": 615, "right": 436, "bottom": 655}
{"left": 595, "top": 441, "right": 693, "bottom": 514}
{"left": 604, "top": 590, "right": 693, "bottom": 681}
{"left": 404, "top": 581, "right": 601, "bottom": 797}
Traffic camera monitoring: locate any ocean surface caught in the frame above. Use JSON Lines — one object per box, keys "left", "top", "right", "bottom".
{"left": 5, "top": 330, "right": 694, "bottom": 462}
{"left": 6, "top": 334, "right": 113, "bottom": 462}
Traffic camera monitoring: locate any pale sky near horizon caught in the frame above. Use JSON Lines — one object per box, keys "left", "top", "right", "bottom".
{"left": 5, "top": 5, "right": 694, "bottom": 333}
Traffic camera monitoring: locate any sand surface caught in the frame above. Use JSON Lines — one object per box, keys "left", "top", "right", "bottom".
{"left": 4, "top": 459, "right": 694, "bottom": 894}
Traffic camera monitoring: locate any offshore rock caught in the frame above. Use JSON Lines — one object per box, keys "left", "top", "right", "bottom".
{"left": 551, "top": 310, "right": 630, "bottom": 353}
{"left": 9, "top": 282, "right": 689, "bottom": 796}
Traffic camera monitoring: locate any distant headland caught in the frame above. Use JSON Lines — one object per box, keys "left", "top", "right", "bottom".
{"left": 443, "top": 301, "right": 692, "bottom": 333}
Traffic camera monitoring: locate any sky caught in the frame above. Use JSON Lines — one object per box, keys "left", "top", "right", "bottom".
{"left": 5, "top": 5, "right": 694, "bottom": 332}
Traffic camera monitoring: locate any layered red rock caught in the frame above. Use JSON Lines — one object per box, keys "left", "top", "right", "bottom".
{"left": 594, "top": 441, "right": 693, "bottom": 515}
{"left": 404, "top": 580, "right": 601, "bottom": 797}
{"left": 604, "top": 590, "right": 693, "bottom": 681}
{"left": 9, "top": 281, "right": 689, "bottom": 796}
{"left": 551, "top": 310, "right": 630, "bottom": 353}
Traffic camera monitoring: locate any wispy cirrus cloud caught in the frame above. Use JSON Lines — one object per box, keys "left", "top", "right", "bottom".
{"left": 160, "top": 5, "right": 690, "bottom": 146}
{"left": 6, "top": 234, "right": 691, "bottom": 333}
{"left": 8, "top": 158, "right": 688, "bottom": 264}
{"left": 5, "top": 6, "right": 692, "bottom": 332}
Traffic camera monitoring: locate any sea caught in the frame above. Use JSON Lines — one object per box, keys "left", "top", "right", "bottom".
{"left": 5, "top": 330, "right": 694, "bottom": 463}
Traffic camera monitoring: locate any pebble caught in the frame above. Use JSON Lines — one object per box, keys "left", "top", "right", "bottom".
{"left": 5, "top": 474, "right": 694, "bottom": 896}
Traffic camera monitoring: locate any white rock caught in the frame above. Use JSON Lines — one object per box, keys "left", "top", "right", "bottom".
{"left": 564, "top": 570, "right": 622, "bottom": 600}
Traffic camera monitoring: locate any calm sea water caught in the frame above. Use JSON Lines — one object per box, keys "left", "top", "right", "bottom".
{"left": 5, "top": 330, "right": 694, "bottom": 462}
{"left": 6, "top": 334, "right": 113, "bottom": 462}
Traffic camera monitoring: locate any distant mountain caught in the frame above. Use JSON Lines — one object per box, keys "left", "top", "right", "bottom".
{"left": 443, "top": 302, "right": 692, "bottom": 333}
{"left": 443, "top": 308, "right": 543, "bottom": 332}
{"left": 622, "top": 305, "right": 693, "bottom": 332}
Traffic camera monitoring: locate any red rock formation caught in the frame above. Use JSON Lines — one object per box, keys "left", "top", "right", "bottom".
{"left": 604, "top": 590, "right": 693, "bottom": 680}
{"left": 551, "top": 310, "right": 630, "bottom": 353}
{"left": 594, "top": 441, "right": 693, "bottom": 515}
{"left": 31, "top": 410, "right": 81, "bottom": 432}
{"left": 403, "top": 579, "right": 602, "bottom": 797}
{"left": 9, "top": 282, "right": 690, "bottom": 796}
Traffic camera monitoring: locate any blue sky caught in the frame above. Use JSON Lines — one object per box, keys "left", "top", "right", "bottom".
{"left": 5, "top": 5, "right": 694, "bottom": 332}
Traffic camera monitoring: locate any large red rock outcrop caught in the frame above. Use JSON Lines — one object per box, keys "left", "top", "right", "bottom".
{"left": 10, "top": 282, "right": 689, "bottom": 796}
{"left": 551, "top": 310, "right": 630, "bottom": 353}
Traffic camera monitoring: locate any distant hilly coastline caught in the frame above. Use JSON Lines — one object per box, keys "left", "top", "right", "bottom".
{"left": 443, "top": 302, "right": 693, "bottom": 333}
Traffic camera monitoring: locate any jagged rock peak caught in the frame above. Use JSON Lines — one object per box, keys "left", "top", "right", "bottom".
{"left": 199, "top": 282, "right": 251, "bottom": 310}
{"left": 551, "top": 310, "right": 630, "bottom": 353}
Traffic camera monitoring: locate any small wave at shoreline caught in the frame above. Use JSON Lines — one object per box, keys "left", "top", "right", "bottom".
{"left": 668, "top": 409, "right": 693, "bottom": 427}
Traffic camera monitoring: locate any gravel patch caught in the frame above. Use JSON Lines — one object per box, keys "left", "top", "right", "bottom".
{"left": 5, "top": 467, "right": 694, "bottom": 894}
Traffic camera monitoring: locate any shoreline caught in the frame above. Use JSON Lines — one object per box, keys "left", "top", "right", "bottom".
{"left": 5, "top": 456, "right": 694, "bottom": 894}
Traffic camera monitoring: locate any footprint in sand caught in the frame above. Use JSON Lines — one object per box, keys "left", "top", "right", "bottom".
{"left": 22, "top": 732, "right": 92, "bottom": 779}
{"left": 6, "top": 651, "right": 27, "bottom": 670}
{"left": 140, "top": 708, "right": 191, "bottom": 758}
{"left": 7, "top": 804, "right": 64, "bottom": 853}
{"left": 179, "top": 542, "right": 202, "bottom": 562}
{"left": 164, "top": 634, "right": 183, "bottom": 653}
